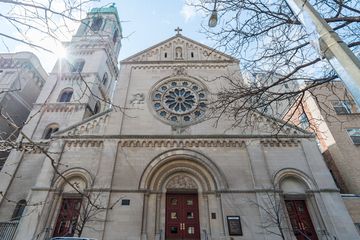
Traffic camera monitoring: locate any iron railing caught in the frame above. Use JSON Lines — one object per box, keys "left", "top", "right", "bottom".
{"left": 0, "top": 221, "right": 19, "bottom": 240}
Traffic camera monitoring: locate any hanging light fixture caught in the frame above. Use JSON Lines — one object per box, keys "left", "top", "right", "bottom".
{"left": 208, "top": 0, "right": 218, "bottom": 27}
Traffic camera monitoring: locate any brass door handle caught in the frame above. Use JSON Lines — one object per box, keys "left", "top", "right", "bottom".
{"left": 180, "top": 223, "right": 186, "bottom": 230}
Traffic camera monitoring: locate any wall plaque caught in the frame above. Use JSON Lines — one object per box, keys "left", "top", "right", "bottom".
{"left": 227, "top": 216, "right": 243, "bottom": 236}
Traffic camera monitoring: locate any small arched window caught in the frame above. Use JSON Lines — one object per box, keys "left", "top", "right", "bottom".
{"left": 43, "top": 123, "right": 59, "bottom": 139}
{"left": 58, "top": 88, "right": 73, "bottom": 102}
{"left": 94, "top": 101, "right": 101, "bottom": 114}
{"left": 11, "top": 200, "right": 26, "bottom": 221}
{"left": 90, "top": 16, "right": 103, "bottom": 32}
{"left": 102, "top": 72, "right": 108, "bottom": 85}
{"left": 113, "top": 29, "right": 119, "bottom": 44}
{"left": 71, "top": 59, "right": 85, "bottom": 73}
{"left": 164, "top": 52, "right": 167, "bottom": 58}
{"left": 191, "top": 52, "right": 194, "bottom": 58}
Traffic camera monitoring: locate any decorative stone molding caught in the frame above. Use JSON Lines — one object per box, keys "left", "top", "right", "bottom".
{"left": 260, "top": 139, "right": 300, "bottom": 147}
{"left": 131, "top": 64, "right": 229, "bottom": 70}
{"left": 37, "top": 103, "right": 87, "bottom": 113}
{"left": 166, "top": 175, "right": 197, "bottom": 189}
{"left": 72, "top": 115, "right": 109, "bottom": 136}
{"left": 172, "top": 66, "right": 187, "bottom": 76}
{"left": 65, "top": 140, "right": 103, "bottom": 148}
{"left": 58, "top": 72, "right": 92, "bottom": 81}
{"left": 129, "top": 93, "right": 145, "bottom": 105}
{"left": 119, "top": 139, "right": 245, "bottom": 148}
{"left": 0, "top": 141, "right": 49, "bottom": 153}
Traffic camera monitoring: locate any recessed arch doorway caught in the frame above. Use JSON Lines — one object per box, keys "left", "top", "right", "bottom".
{"left": 139, "top": 149, "right": 229, "bottom": 240}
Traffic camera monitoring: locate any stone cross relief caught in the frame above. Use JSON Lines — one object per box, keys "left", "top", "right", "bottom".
{"left": 129, "top": 93, "right": 145, "bottom": 105}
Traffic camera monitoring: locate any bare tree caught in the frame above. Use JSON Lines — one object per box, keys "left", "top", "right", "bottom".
{"left": 0, "top": 0, "right": 96, "bottom": 53}
{"left": 191, "top": 0, "right": 360, "bottom": 127}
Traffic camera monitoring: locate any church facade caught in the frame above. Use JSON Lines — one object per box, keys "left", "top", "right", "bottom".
{"left": 0, "top": 6, "right": 358, "bottom": 240}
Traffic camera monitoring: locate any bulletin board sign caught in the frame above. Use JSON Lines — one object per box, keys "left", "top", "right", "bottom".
{"left": 227, "top": 216, "right": 243, "bottom": 236}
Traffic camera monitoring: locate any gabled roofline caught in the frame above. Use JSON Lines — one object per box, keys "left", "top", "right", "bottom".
{"left": 120, "top": 34, "right": 239, "bottom": 63}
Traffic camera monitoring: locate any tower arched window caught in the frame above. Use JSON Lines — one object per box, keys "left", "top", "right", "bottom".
{"left": 90, "top": 17, "right": 103, "bottom": 32}
{"left": 94, "top": 101, "right": 101, "bottom": 114}
{"left": 113, "top": 29, "right": 119, "bottom": 44}
{"left": 58, "top": 88, "right": 73, "bottom": 102}
{"left": 70, "top": 59, "right": 85, "bottom": 73}
{"left": 11, "top": 200, "right": 26, "bottom": 221}
{"left": 43, "top": 123, "right": 59, "bottom": 139}
{"left": 102, "top": 72, "right": 108, "bottom": 85}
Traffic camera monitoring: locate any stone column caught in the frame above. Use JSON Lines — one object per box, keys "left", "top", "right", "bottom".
{"left": 141, "top": 193, "right": 149, "bottom": 240}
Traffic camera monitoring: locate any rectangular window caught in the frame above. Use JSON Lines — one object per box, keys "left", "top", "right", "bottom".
{"left": 299, "top": 113, "right": 309, "bottom": 129}
{"left": 347, "top": 128, "right": 360, "bottom": 144}
{"left": 332, "top": 100, "right": 355, "bottom": 114}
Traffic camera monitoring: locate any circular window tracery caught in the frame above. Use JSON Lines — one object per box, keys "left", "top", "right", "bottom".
{"left": 151, "top": 79, "right": 207, "bottom": 126}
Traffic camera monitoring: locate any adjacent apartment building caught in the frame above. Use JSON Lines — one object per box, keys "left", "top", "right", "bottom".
{"left": 0, "top": 52, "right": 47, "bottom": 169}
{"left": 287, "top": 80, "right": 360, "bottom": 232}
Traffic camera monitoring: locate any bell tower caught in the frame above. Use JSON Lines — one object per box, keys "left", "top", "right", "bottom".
{"left": 23, "top": 4, "right": 122, "bottom": 139}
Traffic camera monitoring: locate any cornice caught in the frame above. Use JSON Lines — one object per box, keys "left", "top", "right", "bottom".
{"left": 118, "top": 138, "right": 245, "bottom": 148}
{"left": 120, "top": 61, "right": 234, "bottom": 67}
{"left": 57, "top": 134, "right": 314, "bottom": 140}
{"left": 65, "top": 140, "right": 103, "bottom": 148}
{"left": 260, "top": 139, "right": 301, "bottom": 147}
{"left": 34, "top": 103, "right": 87, "bottom": 113}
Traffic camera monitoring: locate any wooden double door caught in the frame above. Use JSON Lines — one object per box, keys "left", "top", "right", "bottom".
{"left": 285, "top": 200, "right": 318, "bottom": 240}
{"left": 165, "top": 193, "right": 200, "bottom": 240}
{"left": 53, "top": 198, "right": 82, "bottom": 237}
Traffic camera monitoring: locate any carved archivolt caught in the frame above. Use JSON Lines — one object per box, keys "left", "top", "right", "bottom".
{"left": 166, "top": 175, "right": 197, "bottom": 189}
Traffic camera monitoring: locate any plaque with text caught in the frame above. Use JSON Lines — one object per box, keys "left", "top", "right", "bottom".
{"left": 227, "top": 216, "right": 243, "bottom": 236}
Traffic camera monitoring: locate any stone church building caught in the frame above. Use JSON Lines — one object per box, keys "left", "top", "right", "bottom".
{"left": 0, "top": 5, "right": 358, "bottom": 240}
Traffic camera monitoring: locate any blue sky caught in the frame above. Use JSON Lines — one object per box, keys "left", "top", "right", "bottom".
{"left": 115, "top": 0, "right": 211, "bottom": 61}
{"left": 0, "top": 0, "right": 214, "bottom": 72}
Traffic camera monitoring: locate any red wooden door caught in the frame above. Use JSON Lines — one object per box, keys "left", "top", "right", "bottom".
{"left": 166, "top": 193, "right": 200, "bottom": 240}
{"left": 53, "top": 198, "right": 82, "bottom": 237}
{"left": 285, "top": 200, "right": 318, "bottom": 240}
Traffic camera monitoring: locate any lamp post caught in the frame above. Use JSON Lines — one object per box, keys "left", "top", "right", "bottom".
{"left": 209, "top": 0, "right": 360, "bottom": 107}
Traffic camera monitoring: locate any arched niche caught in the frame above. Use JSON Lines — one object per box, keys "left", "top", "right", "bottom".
{"left": 53, "top": 168, "right": 93, "bottom": 193}
{"left": 274, "top": 168, "right": 315, "bottom": 194}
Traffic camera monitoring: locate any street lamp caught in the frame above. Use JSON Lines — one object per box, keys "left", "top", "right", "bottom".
{"left": 208, "top": 0, "right": 360, "bottom": 107}
{"left": 208, "top": 1, "right": 218, "bottom": 28}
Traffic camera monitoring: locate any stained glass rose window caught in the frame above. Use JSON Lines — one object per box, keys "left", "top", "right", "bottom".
{"left": 151, "top": 79, "right": 207, "bottom": 126}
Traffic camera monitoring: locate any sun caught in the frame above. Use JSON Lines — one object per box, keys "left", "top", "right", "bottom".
{"left": 54, "top": 44, "right": 67, "bottom": 59}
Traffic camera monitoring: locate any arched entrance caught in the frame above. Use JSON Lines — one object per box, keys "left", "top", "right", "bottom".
{"left": 165, "top": 175, "right": 200, "bottom": 239}
{"left": 138, "top": 149, "right": 228, "bottom": 240}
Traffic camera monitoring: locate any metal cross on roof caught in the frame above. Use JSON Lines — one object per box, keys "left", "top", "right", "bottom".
{"left": 174, "top": 27, "right": 182, "bottom": 35}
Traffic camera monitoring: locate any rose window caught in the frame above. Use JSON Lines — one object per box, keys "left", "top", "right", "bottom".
{"left": 151, "top": 79, "right": 207, "bottom": 126}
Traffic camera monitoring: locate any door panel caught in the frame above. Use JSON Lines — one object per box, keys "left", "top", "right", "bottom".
{"left": 285, "top": 200, "right": 318, "bottom": 240}
{"left": 166, "top": 193, "right": 200, "bottom": 240}
{"left": 53, "top": 198, "right": 82, "bottom": 237}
